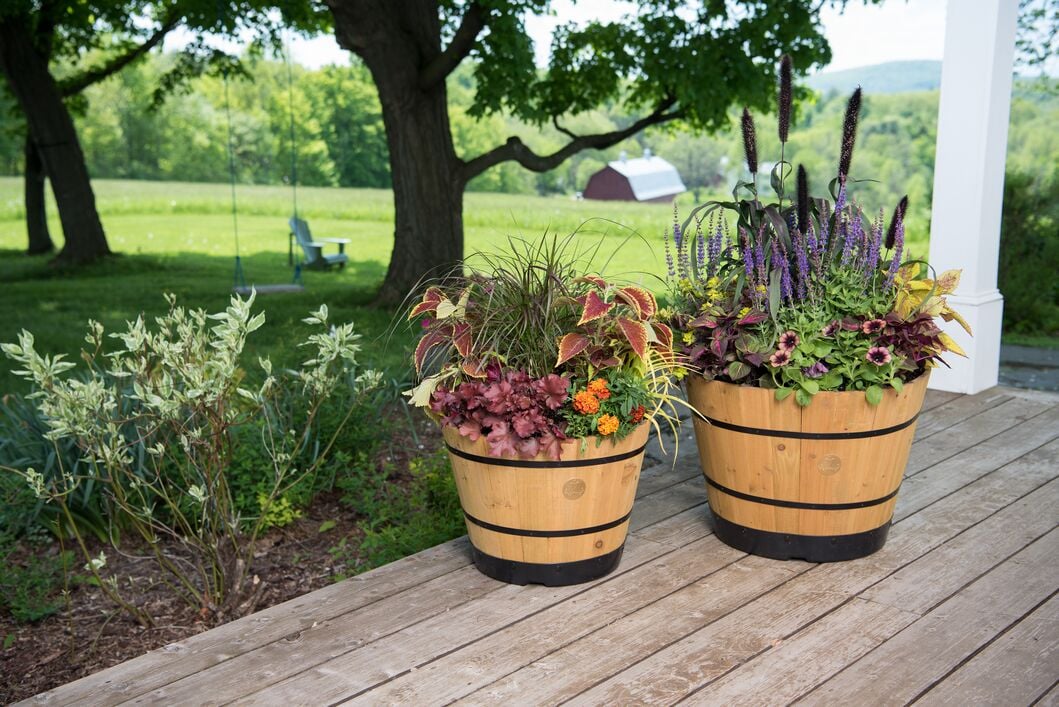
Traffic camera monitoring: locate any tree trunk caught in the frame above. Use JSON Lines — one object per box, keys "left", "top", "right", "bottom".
{"left": 24, "top": 135, "right": 54, "bottom": 255}
{"left": 0, "top": 16, "right": 110, "bottom": 265}
{"left": 329, "top": 1, "right": 464, "bottom": 307}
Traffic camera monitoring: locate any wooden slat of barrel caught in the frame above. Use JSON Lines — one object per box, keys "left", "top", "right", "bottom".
{"left": 687, "top": 373, "right": 929, "bottom": 560}
{"left": 443, "top": 423, "right": 648, "bottom": 570}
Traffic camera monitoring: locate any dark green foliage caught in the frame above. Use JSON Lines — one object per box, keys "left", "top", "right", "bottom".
{"left": 0, "top": 532, "right": 73, "bottom": 622}
{"left": 999, "top": 171, "right": 1059, "bottom": 338}
{"left": 332, "top": 448, "right": 464, "bottom": 578}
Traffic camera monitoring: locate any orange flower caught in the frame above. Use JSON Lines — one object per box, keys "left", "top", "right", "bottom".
{"left": 573, "top": 390, "right": 600, "bottom": 414}
{"left": 597, "top": 414, "right": 620, "bottom": 436}
{"left": 587, "top": 378, "right": 611, "bottom": 400}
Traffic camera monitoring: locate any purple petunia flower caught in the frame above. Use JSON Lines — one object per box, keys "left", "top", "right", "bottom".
{"left": 861, "top": 318, "right": 886, "bottom": 335}
{"left": 769, "top": 349, "right": 792, "bottom": 367}
{"left": 778, "top": 330, "right": 800, "bottom": 351}
{"left": 866, "top": 346, "right": 892, "bottom": 365}
{"left": 821, "top": 320, "right": 840, "bottom": 337}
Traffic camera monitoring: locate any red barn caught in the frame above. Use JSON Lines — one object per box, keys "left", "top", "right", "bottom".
{"left": 583, "top": 149, "right": 687, "bottom": 203}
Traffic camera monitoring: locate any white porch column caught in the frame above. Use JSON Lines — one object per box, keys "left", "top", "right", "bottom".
{"left": 927, "top": 0, "right": 1018, "bottom": 393}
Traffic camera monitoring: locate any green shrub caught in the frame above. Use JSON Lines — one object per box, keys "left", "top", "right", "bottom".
{"left": 1000, "top": 171, "right": 1059, "bottom": 339}
{"left": 1, "top": 294, "right": 382, "bottom": 624}
{"left": 332, "top": 448, "right": 464, "bottom": 578}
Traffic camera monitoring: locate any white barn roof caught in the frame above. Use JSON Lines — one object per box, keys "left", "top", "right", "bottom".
{"left": 607, "top": 152, "right": 687, "bottom": 201}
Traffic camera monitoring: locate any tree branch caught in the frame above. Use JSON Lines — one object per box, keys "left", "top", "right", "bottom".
{"left": 462, "top": 99, "right": 681, "bottom": 180}
{"left": 552, "top": 116, "right": 579, "bottom": 140}
{"left": 419, "top": 2, "right": 485, "bottom": 89}
{"left": 59, "top": 15, "right": 179, "bottom": 97}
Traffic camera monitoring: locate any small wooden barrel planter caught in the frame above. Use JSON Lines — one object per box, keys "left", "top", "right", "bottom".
{"left": 443, "top": 423, "right": 649, "bottom": 586}
{"left": 686, "top": 373, "right": 929, "bottom": 562}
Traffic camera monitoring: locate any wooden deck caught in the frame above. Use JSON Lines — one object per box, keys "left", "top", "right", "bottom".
{"left": 21, "top": 386, "right": 1059, "bottom": 706}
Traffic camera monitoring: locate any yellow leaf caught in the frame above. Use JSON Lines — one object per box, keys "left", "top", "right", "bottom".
{"left": 941, "top": 305, "right": 973, "bottom": 335}
{"left": 935, "top": 269, "right": 962, "bottom": 294}
{"left": 434, "top": 297, "right": 457, "bottom": 319}
{"left": 938, "top": 332, "right": 967, "bottom": 358}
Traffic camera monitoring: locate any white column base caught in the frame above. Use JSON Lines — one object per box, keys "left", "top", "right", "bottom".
{"left": 927, "top": 289, "right": 1004, "bottom": 394}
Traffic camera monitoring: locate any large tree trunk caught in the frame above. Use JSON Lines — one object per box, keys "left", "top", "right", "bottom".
{"left": 329, "top": 1, "right": 464, "bottom": 306}
{"left": 24, "top": 135, "right": 54, "bottom": 255}
{"left": 0, "top": 16, "right": 110, "bottom": 264}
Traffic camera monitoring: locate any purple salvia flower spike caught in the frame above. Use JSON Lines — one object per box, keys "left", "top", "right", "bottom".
{"left": 884, "top": 212, "right": 905, "bottom": 289}
{"left": 696, "top": 217, "right": 706, "bottom": 274}
{"left": 740, "top": 227, "right": 756, "bottom": 291}
{"left": 663, "top": 227, "right": 675, "bottom": 279}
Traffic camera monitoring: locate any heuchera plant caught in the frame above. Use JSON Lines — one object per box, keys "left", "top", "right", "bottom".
{"left": 665, "top": 56, "right": 970, "bottom": 407}
{"left": 406, "top": 237, "right": 679, "bottom": 459}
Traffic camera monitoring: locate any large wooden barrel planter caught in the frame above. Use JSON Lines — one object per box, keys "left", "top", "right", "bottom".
{"left": 686, "top": 373, "right": 929, "bottom": 562}
{"left": 442, "top": 423, "right": 649, "bottom": 586}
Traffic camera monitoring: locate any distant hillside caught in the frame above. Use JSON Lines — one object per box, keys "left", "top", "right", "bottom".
{"left": 807, "top": 60, "right": 942, "bottom": 94}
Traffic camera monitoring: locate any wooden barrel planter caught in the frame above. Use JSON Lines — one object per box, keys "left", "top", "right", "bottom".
{"left": 686, "top": 373, "right": 930, "bottom": 562}
{"left": 442, "top": 423, "right": 649, "bottom": 586}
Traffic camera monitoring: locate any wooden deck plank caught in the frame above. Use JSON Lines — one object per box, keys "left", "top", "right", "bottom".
{"left": 1035, "top": 682, "right": 1059, "bottom": 707}
{"left": 342, "top": 536, "right": 757, "bottom": 706}
{"left": 895, "top": 404, "right": 1059, "bottom": 518}
{"left": 920, "top": 388, "right": 963, "bottom": 413}
{"left": 912, "top": 388, "right": 1012, "bottom": 439}
{"left": 798, "top": 528, "right": 1059, "bottom": 706}
{"left": 456, "top": 554, "right": 813, "bottom": 706}
{"left": 904, "top": 396, "right": 1052, "bottom": 476}
{"left": 232, "top": 526, "right": 728, "bottom": 705}
{"left": 126, "top": 486, "right": 713, "bottom": 706}
{"left": 915, "top": 593, "right": 1059, "bottom": 706}
{"left": 675, "top": 474, "right": 1059, "bottom": 706}
{"left": 565, "top": 435, "right": 1059, "bottom": 706}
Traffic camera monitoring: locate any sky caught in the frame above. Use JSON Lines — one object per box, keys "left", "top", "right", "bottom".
{"left": 195, "top": 0, "right": 951, "bottom": 75}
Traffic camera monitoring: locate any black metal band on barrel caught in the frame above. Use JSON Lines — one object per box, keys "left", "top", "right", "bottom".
{"left": 694, "top": 412, "right": 919, "bottom": 440}
{"left": 704, "top": 476, "right": 900, "bottom": 511}
{"left": 463, "top": 509, "right": 632, "bottom": 538}
{"left": 445, "top": 443, "right": 647, "bottom": 469}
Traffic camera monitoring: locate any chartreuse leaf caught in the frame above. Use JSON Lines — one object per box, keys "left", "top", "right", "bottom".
{"left": 795, "top": 388, "right": 812, "bottom": 407}
{"left": 891, "top": 378, "right": 904, "bottom": 393}
{"left": 775, "top": 387, "right": 794, "bottom": 402}
{"left": 865, "top": 385, "right": 883, "bottom": 406}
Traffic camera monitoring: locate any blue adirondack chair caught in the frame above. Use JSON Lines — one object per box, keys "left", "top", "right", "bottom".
{"left": 289, "top": 217, "right": 351, "bottom": 270}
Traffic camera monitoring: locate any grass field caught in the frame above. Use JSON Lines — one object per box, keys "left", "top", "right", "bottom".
{"left": 0, "top": 177, "right": 930, "bottom": 393}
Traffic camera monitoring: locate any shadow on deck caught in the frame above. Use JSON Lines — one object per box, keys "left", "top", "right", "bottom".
{"left": 21, "top": 386, "right": 1059, "bottom": 706}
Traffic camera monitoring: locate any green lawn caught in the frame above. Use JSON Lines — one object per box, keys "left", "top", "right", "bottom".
{"left": 0, "top": 178, "right": 680, "bottom": 393}
{"left": 0, "top": 177, "right": 931, "bottom": 394}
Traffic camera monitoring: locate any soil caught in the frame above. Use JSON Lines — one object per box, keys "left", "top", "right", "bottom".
{"left": 0, "top": 414, "right": 444, "bottom": 704}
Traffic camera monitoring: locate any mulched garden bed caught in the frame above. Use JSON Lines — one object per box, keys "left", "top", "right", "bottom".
{"left": 0, "top": 415, "right": 444, "bottom": 704}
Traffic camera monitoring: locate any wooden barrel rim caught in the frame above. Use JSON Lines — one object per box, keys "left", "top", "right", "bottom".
{"left": 703, "top": 475, "right": 901, "bottom": 511}
{"left": 462, "top": 509, "right": 632, "bottom": 537}
{"left": 693, "top": 411, "right": 920, "bottom": 440}
{"left": 444, "top": 441, "right": 647, "bottom": 468}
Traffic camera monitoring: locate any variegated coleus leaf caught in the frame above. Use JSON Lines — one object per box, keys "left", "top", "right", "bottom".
{"left": 408, "top": 287, "right": 446, "bottom": 320}
{"left": 617, "top": 317, "right": 649, "bottom": 360}
{"left": 413, "top": 324, "right": 452, "bottom": 374}
{"left": 556, "top": 333, "right": 590, "bottom": 366}
{"left": 615, "top": 286, "right": 657, "bottom": 320}
{"left": 453, "top": 322, "right": 473, "bottom": 357}
{"left": 575, "top": 275, "right": 608, "bottom": 289}
{"left": 652, "top": 322, "right": 674, "bottom": 350}
{"left": 577, "top": 290, "right": 614, "bottom": 326}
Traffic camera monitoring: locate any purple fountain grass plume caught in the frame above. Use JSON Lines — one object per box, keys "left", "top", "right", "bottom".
{"left": 884, "top": 203, "right": 907, "bottom": 289}
{"left": 778, "top": 55, "right": 793, "bottom": 144}
{"left": 797, "top": 164, "right": 810, "bottom": 234}
{"left": 838, "top": 87, "right": 862, "bottom": 180}
{"left": 741, "top": 108, "right": 758, "bottom": 175}
{"left": 885, "top": 195, "right": 909, "bottom": 250}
